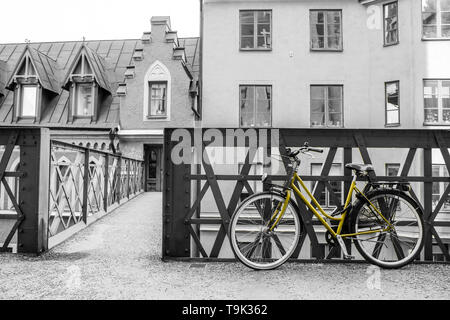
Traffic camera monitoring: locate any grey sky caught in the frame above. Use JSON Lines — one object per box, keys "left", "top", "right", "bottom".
{"left": 0, "top": 0, "right": 200, "bottom": 43}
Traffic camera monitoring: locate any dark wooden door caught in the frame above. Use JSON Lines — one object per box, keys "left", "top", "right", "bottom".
{"left": 144, "top": 145, "right": 162, "bottom": 192}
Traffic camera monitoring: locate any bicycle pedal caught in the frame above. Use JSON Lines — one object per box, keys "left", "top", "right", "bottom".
{"left": 343, "top": 254, "right": 355, "bottom": 260}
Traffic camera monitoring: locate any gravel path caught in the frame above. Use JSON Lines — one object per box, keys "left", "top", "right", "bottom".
{"left": 0, "top": 192, "right": 449, "bottom": 300}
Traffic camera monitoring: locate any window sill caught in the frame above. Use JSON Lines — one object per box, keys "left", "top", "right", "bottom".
{"left": 385, "top": 123, "right": 400, "bottom": 127}
{"left": 146, "top": 116, "right": 168, "bottom": 120}
{"left": 310, "top": 48, "right": 343, "bottom": 52}
{"left": 240, "top": 125, "right": 272, "bottom": 129}
{"left": 239, "top": 48, "right": 272, "bottom": 52}
{"left": 383, "top": 42, "right": 399, "bottom": 47}
{"left": 423, "top": 122, "right": 450, "bottom": 126}
{"left": 421, "top": 37, "right": 450, "bottom": 41}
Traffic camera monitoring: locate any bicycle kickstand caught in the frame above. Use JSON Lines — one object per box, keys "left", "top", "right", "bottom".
{"left": 336, "top": 235, "right": 355, "bottom": 260}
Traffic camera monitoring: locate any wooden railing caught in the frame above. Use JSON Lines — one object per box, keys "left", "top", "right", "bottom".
{"left": 48, "top": 140, "right": 144, "bottom": 248}
{"left": 163, "top": 128, "right": 450, "bottom": 263}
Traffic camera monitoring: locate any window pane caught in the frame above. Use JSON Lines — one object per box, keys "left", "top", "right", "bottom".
{"left": 21, "top": 86, "right": 37, "bottom": 117}
{"left": 84, "top": 58, "right": 93, "bottom": 74}
{"left": 423, "top": 25, "right": 438, "bottom": 37}
{"left": 441, "top": 0, "right": 450, "bottom": 11}
{"left": 241, "top": 37, "right": 254, "bottom": 49}
{"left": 311, "top": 100, "right": 325, "bottom": 113}
{"left": 257, "top": 35, "right": 271, "bottom": 49}
{"left": 241, "top": 24, "right": 254, "bottom": 36}
{"left": 328, "top": 86, "right": 342, "bottom": 99}
{"left": 240, "top": 86, "right": 254, "bottom": 127}
{"left": 387, "top": 110, "right": 400, "bottom": 124}
{"left": 422, "top": 0, "right": 437, "bottom": 12}
{"left": 311, "top": 86, "right": 326, "bottom": 99}
{"left": 327, "top": 11, "right": 341, "bottom": 24}
{"left": 311, "top": 113, "right": 325, "bottom": 126}
{"left": 311, "top": 36, "right": 324, "bottom": 49}
{"left": 76, "top": 84, "right": 93, "bottom": 116}
{"left": 327, "top": 37, "right": 341, "bottom": 49}
{"left": 425, "top": 109, "right": 439, "bottom": 123}
{"left": 256, "top": 86, "right": 272, "bottom": 127}
{"left": 423, "top": 12, "right": 437, "bottom": 24}
{"left": 240, "top": 11, "right": 254, "bottom": 24}
{"left": 309, "top": 11, "right": 322, "bottom": 24}
{"left": 311, "top": 24, "right": 325, "bottom": 37}
{"left": 327, "top": 24, "right": 341, "bottom": 36}
{"left": 386, "top": 164, "right": 400, "bottom": 176}
{"left": 257, "top": 11, "right": 271, "bottom": 24}
{"left": 328, "top": 112, "right": 342, "bottom": 127}
{"left": 442, "top": 25, "right": 450, "bottom": 37}
{"left": 442, "top": 12, "right": 450, "bottom": 24}
{"left": 149, "top": 83, "right": 167, "bottom": 116}
{"left": 240, "top": 86, "right": 255, "bottom": 100}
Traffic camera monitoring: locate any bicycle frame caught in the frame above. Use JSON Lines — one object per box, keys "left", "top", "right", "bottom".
{"left": 271, "top": 172, "right": 394, "bottom": 239}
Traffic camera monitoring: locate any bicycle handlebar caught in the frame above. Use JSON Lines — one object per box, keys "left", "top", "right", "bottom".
{"left": 285, "top": 144, "right": 324, "bottom": 158}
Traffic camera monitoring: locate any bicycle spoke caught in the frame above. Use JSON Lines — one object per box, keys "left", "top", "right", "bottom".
{"left": 372, "top": 233, "right": 387, "bottom": 259}
{"left": 271, "top": 234, "right": 287, "bottom": 256}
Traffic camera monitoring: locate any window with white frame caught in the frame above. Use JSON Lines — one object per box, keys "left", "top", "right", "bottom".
{"left": 386, "top": 163, "right": 401, "bottom": 177}
{"left": 15, "top": 55, "right": 38, "bottom": 118}
{"left": 424, "top": 79, "right": 450, "bottom": 124}
{"left": 310, "top": 10, "right": 343, "bottom": 51}
{"left": 384, "top": 1, "right": 399, "bottom": 45}
{"left": 20, "top": 85, "right": 38, "bottom": 117}
{"left": 240, "top": 85, "right": 272, "bottom": 128}
{"left": 311, "top": 163, "right": 343, "bottom": 208}
{"left": 144, "top": 61, "right": 171, "bottom": 120}
{"left": 432, "top": 164, "right": 450, "bottom": 211}
{"left": 386, "top": 81, "right": 400, "bottom": 126}
{"left": 71, "top": 54, "right": 95, "bottom": 117}
{"left": 240, "top": 10, "right": 272, "bottom": 50}
{"left": 310, "top": 85, "right": 343, "bottom": 127}
{"left": 148, "top": 82, "right": 168, "bottom": 117}
{"left": 422, "top": 0, "right": 450, "bottom": 39}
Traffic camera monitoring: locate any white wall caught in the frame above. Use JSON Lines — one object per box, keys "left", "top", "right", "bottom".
{"left": 202, "top": 0, "right": 450, "bottom": 129}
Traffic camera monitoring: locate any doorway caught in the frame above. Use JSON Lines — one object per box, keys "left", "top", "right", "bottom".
{"left": 144, "top": 145, "right": 162, "bottom": 192}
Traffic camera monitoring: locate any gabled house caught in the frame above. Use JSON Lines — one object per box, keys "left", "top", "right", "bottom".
{"left": 0, "top": 16, "right": 200, "bottom": 192}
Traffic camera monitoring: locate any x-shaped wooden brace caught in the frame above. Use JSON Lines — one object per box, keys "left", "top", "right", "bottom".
{"left": 184, "top": 142, "right": 259, "bottom": 258}
{"left": 0, "top": 132, "right": 24, "bottom": 253}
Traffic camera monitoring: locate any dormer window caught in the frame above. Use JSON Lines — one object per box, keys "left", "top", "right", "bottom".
{"left": 13, "top": 54, "right": 40, "bottom": 119}
{"left": 63, "top": 45, "right": 112, "bottom": 123}
{"left": 75, "top": 83, "right": 94, "bottom": 116}
{"left": 20, "top": 85, "right": 38, "bottom": 117}
{"left": 71, "top": 54, "right": 95, "bottom": 117}
{"left": 6, "top": 46, "right": 60, "bottom": 123}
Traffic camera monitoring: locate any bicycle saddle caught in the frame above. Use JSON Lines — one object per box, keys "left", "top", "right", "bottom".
{"left": 345, "top": 163, "right": 374, "bottom": 173}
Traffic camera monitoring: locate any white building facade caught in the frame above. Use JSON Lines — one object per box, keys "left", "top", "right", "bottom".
{"left": 198, "top": 0, "right": 450, "bottom": 260}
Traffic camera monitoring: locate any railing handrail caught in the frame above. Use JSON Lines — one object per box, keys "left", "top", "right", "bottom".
{"left": 51, "top": 140, "right": 144, "bottom": 163}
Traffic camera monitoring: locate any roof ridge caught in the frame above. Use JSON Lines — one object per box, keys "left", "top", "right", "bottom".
{"left": 0, "top": 38, "right": 141, "bottom": 46}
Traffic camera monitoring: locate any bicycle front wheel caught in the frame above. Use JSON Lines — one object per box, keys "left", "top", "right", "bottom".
{"left": 350, "top": 189, "right": 425, "bottom": 269}
{"left": 229, "top": 192, "right": 301, "bottom": 270}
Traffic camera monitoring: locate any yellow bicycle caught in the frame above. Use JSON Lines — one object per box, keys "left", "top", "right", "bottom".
{"left": 229, "top": 142, "right": 425, "bottom": 270}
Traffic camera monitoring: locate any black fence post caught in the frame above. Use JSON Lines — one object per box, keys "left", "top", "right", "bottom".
{"left": 82, "top": 148, "right": 90, "bottom": 223}
{"left": 423, "top": 147, "right": 433, "bottom": 261}
{"left": 163, "top": 129, "right": 191, "bottom": 259}
{"left": 117, "top": 155, "right": 122, "bottom": 203}
{"left": 17, "top": 128, "right": 50, "bottom": 254}
{"left": 104, "top": 153, "right": 109, "bottom": 212}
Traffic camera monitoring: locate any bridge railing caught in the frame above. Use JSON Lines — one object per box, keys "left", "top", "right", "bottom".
{"left": 0, "top": 127, "right": 145, "bottom": 254}
{"left": 0, "top": 128, "right": 50, "bottom": 254}
{"left": 48, "top": 140, "right": 144, "bottom": 248}
{"left": 163, "top": 128, "right": 450, "bottom": 263}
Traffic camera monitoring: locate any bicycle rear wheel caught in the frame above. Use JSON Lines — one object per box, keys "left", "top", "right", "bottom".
{"left": 229, "top": 192, "right": 301, "bottom": 270}
{"left": 350, "top": 189, "right": 425, "bottom": 269}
